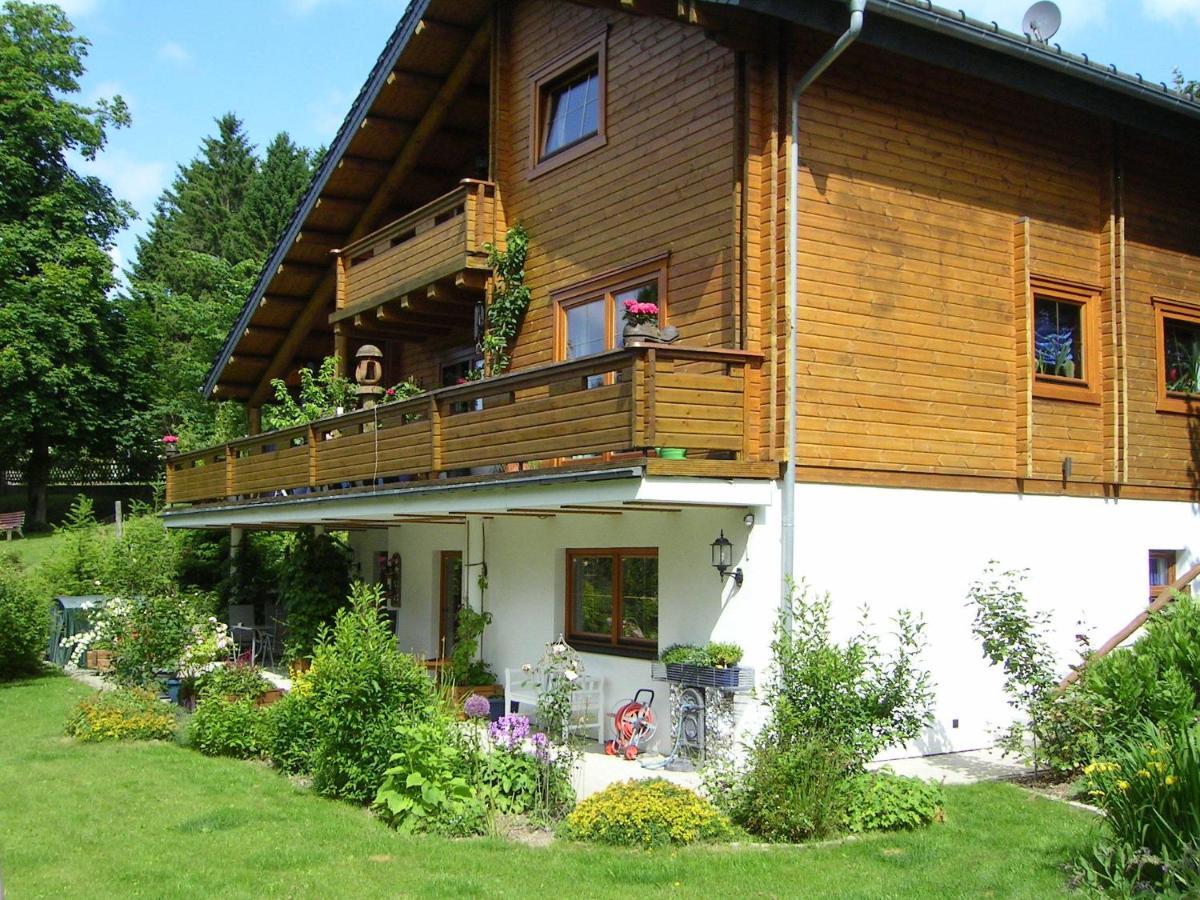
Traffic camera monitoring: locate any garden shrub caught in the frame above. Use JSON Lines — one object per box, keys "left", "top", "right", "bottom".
{"left": 264, "top": 679, "right": 320, "bottom": 775}
{"left": 0, "top": 563, "right": 48, "bottom": 680}
{"left": 563, "top": 779, "right": 732, "bottom": 847}
{"left": 373, "top": 717, "right": 485, "bottom": 836}
{"left": 710, "top": 582, "right": 933, "bottom": 843}
{"left": 1079, "top": 594, "right": 1200, "bottom": 750}
{"left": 189, "top": 696, "right": 268, "bottom": 759}
{"left": 96, "top": 594, "right": 217, "bottom": 688}
{"left": 475, "top": 714, "right": 575, "bottom": 821}
{"left": 1074, "top": 720, "right": 1200, "bottom": 896}
{"left": 727, "top": 738, "right": 853, "bottom": 843}
{"left": 100, "top": 509, "right": 185, "bottom": 599}
{"left": 967, "top": 563, "right": 1098, "bottom": 777}
{"left": 196, "top": 663, "right": 270, "bottom": 700}
{"left": 65, "top": 688, "right": 177, "bottom": 742}
{"left": 277, "top": 528, "right": 352, "bottom": 660}
{"left": 308, "top": 582, "right": 440, "bottom": 803}
{"left": 841, "top": 770, "right": 944, "bottom": 834}
{"left": 44, "top": 495, "right": 110, "bottom": 595}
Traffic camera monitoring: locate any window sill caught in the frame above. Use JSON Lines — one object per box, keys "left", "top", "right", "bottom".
{"left": 572, "top": 641, "right": 657, "bottom": 661}
{"left": 1033, "top": 377, "right": 1100, "bottom": 405}
{"left": 1157, "top": 393, "right": 1200, "bottom": 415}
{"left": 529, "top": 133, "right": 606, "bottom": 180}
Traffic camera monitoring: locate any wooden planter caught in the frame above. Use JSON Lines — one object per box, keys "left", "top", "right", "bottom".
{"left": 452, "top": 683, "right": 502, "bottom": 719}
{"left": 86, "top": 649, "right": 114, "bottom": 673}
{"left": 256, "top": 689, "right": 285, "bottom": 707}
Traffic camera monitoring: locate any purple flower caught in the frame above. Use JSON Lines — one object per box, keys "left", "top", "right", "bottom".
{"left": 463, "top": 693, "right": 491, "bottom": 719}
{"left": 488, "top": 713, "right": 530, "bottom": 749}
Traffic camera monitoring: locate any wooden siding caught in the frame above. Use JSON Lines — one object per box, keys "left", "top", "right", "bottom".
{"left": 497, "top": 0, "right": 739, "bottom": 371}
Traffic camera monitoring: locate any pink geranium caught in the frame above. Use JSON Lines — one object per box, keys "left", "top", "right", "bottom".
{"left": 161, "top": 434, "right": 178, "bottom": 444}
{"left": 622, "top": 298, "right": 659, "bottom": 326}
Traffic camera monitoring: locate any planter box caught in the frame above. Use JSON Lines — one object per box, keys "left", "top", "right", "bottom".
{"left": 89, "top": 649, "right": 114, "bottom": 673}
{"left": 256, "top": 689, "right": 285, "bottom": 707}
{"left": 659, "top": 663, "right": 749, "bottom": 691}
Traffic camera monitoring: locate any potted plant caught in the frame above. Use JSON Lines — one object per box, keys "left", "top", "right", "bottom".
{"left": 660, "top": 643, "right": 708, "bottom": 682}
{"left": 621, "top": 293, "right": 661, "bottom": 342}
{"left": 704, "top": 641, "right": 744, "bottom": 688}
{"left": 162, "top": 434, "right": 179, "bottom": 457}
{"left": 447, "top": 607, "right": 500, "bottom": 708}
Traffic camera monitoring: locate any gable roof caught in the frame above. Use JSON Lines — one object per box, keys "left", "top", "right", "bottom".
{"left": 204, "top": 0, "right": 1200, "bottom": 402}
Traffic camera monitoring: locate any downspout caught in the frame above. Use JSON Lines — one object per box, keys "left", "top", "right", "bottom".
{"left": 782, "top": 0, "right": 866, "bottom": 618}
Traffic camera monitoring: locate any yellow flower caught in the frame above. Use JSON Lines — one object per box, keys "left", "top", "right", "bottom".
{"left": 1138, "top": 769, "right": 1153, "bottom": 779}
{"left": 1166, "top": 775, "right": 1178, "bottom": 786}
{"left": 1116, "top": 780, "right": 1130, "bottom": 792}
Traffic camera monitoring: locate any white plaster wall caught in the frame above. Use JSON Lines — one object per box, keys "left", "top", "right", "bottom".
{"left": 790, "top": 483, "right": 1200, "bottom": 757}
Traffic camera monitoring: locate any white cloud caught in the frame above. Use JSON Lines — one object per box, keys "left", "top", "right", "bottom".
{"left": 282, "top": 0, "right": 326, "bottom": 14}
{"left": 954, "top": 0, "right": 1109, "bottom": 34}
{"left": 79, "top": 151, "right": 168, "bottom": 218}
{"left": 156, "top": 41, "right": 192, "bottom": 65}
{"left": 56, "top": 0, "right": 99, "bottom": 17}
{"left": 1142, "top": 0, "right": 1200, "bottom": 24}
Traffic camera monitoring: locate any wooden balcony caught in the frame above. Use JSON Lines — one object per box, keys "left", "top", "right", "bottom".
{"left": 331, "top": 179, "right": 500, "bottom": 325}
{"left": 165, "top": 345, "right": 771, "bottom": 507}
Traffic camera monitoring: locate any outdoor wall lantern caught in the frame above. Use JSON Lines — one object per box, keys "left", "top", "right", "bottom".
{"left": 710, "top": 530, "right": 743, "bottom": 586}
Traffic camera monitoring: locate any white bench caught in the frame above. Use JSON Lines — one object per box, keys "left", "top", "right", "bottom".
{"left": 504, "top": 668, "right": 605, "bottom": 741}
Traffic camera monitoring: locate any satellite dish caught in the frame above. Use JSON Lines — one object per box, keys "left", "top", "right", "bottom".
{"left": 1021, "top": 1, "right": 1061, "bottom": 43}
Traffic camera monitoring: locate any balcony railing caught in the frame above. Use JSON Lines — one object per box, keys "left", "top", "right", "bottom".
{"left": 332, "top": 179, "right": 499, "bottom": 323}
{"left": 165, "top": 345, "right": 766, "bottom": 506}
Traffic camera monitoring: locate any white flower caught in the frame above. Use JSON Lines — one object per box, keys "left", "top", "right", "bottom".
{"left": 552, "top": 643, "right": 565, "bottom": 655}
{"left": 521, "top": 663, "right": 532, "bottom": 672}
{"left": 564, "top": 669, "right": 578, "bottom": 682}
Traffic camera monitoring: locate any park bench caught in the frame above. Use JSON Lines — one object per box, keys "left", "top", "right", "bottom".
{"left": 0, "top": 511, "right": 25, "bottom": 540}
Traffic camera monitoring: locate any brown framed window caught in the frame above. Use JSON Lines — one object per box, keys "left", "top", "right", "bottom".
{"left": 1031, "top": 276, "right": 1100, "bottom": 404}
{"left": 1154, "top": 298, "right": 1200, "bottom": 415}
{"left": 567, "top": 548, "right": 658, "bottom": 656}
{"left": 529, "top": 30, "right": 607, "bottom": 178}
{"left": 439, "top": 550, "right": 463, "bottom": 658}
{"left": 555, "top": 256, "right": 668, "bottom": 365}
{"left": 1149, "top": 550, "right": 1176, "bottom": 602}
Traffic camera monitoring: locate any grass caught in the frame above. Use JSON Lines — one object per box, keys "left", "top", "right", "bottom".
{"left": 1, "top": 529, "right": 69, "bottom": 572}
{"left": 0, "top": 675, "right": 1096, "bottom": 899}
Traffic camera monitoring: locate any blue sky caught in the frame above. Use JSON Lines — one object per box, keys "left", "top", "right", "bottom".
{"left": 61, "top": 0, "right": 1200, "bottom": 273}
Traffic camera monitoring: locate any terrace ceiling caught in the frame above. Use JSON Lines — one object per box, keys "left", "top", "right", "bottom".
{"left": 205, "top": 0, "right": 493, "bottom": 404}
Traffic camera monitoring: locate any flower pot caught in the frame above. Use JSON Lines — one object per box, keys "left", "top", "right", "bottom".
{"left": 656, "top": 447, "right": 687, "bottom": 460}
{"left": 93, "top": 650, "right": 114, "bottom": 673}
{"left": 712, "top": 666, "right": 740, "bottom": 689}
{"left": 256, "top": 689, "right": 285, "bottom": 707}
{"left": 164, "top": 677, "right": 182, "bottom": 705}
{"left": 622, "top": 323, "right": 661, "bottom": 342}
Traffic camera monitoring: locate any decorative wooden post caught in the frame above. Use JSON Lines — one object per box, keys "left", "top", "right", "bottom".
{"left": 354, "top": 344, "right": 385, "bottom": 409}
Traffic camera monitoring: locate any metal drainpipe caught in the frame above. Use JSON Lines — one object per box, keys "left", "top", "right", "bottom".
{"left": 782, "top": 0, "right": 866, "bottom": 618}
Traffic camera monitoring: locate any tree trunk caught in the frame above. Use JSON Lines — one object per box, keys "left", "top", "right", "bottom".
{"left": 25, "top": 432, "right": 50, "bottom": 529}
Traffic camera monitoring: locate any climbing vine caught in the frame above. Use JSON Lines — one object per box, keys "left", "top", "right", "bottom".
{"left": 480, "top": 224, "right": 530, "bottom": 377}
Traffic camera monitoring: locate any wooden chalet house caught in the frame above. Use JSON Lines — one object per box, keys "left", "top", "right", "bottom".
{"left": 165, "top": 0, "right": 1200, "bottom": 756}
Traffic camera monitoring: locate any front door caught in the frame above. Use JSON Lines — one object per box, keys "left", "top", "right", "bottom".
{"left": 438, "top": 550, "right": 463, "bottom": 659}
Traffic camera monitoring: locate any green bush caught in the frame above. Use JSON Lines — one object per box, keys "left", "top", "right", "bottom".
{"left": 660, "top": 643, "right": 709, "bottom": 666}
{"left": 277, "top": 528, "right": 352, "bottom": 660}
{"left": 841, "top": 770, "right": 944, "bottom": 834}
{"left": 102, "top": 593, "right": 216, "bottom": 688}
{"left": 196, "top": 663, "right": 269, "bottom": 700}
{"left": 65, "top": 688, "right": 177, "bottom": 742}
{"left": 762, "top": 583, "right": 933, "bottom": 772}
{"left": 726, "top": 739, "right": 852, "bottom": 843}
{"left": 1075, "top": 720, "right": 1200, "bottom": 895}
{"left": 101, "top": 509, "right": 184, "bottom": 599}
{"left": 1079, "top": 594, "right": 1200, "bottom": 750}
{"left": 264, "top": 685, "right": 320, "bottom": 775}
{"left": 373, "top": 718, "right": 485, "bottom": 836}
{"left": 563, "top": 779, "right": 732, "bottom": 847}
{"left": 44, "top": 495, "right": 110, "bottom": 595}
{"left": 308, "top": 582, "right": 440, "bottom": 803}
{"left": 189, "top": 696, "right": 268, "bottom": 759}
{"left": 0, "top": 563, "right": 48, "bottom": 680}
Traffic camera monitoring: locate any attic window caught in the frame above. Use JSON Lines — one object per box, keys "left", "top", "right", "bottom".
{"left": 529, "top": 30, "right": 607, "bottom": 178}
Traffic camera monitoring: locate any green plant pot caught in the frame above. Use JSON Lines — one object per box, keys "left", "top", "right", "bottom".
{"left": 656, "top": 448, "right": 687, "bottom": 460}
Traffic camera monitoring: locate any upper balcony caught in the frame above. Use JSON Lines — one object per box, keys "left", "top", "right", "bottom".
{"left": 165, "top": 345, "right": 774, "bottom": 508}
{"left": 331, "top": 179, "right": 500, "bottom": 328}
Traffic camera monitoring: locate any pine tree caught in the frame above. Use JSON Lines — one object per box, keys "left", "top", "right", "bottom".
{"left": 230, "top": 132, "right": 315, "bottom": 261}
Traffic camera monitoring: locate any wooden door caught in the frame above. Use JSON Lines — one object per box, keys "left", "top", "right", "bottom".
{"left": 438, "top": 550, "right": 464, "bottom": 659}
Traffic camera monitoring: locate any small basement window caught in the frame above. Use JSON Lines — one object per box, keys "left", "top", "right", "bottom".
{"left": 567, "top": 548, "right": 658, "bottom": 657}
{"left": 1030, "top": 276, "right": 1100, "bottom": 404}
{"left": 1154, "top": 298, "right": 1200, "bottom": 414}
{"left": 529, "top": 30, "right": 607, "bottom": 177}
{"left": 1149, "top": 550, "right": 1176, "bottom": 602}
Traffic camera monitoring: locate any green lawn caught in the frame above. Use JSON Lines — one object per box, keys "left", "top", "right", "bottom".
{"left": 3, "top": 529, "right": 70, "bottom": 573}
{"left": 0, "top": 675, "right": 1095, "bottom": 899}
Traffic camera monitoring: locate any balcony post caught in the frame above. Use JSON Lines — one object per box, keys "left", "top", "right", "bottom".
{"left": 224, "top": 445, "right": 234, "bottom": 499}
{"left": 165, "top": 460, "right": 175, "bottom": 504}
{"left": 308, "top": 424, "right": 319, "bottom": 489}
{"left": 645, "top": 348, "right": 657, "bottom": 448}
{"left": 429, "top": 395, "right": 443, "bottom": 475}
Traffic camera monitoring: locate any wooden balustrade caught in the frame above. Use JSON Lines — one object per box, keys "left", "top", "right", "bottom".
{"left": 164, "top": 345, "right": 765, "bottom": 505}
{"left": 334, "top": 179, "right": 498, "bottom": 321}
